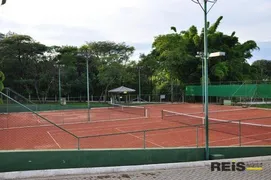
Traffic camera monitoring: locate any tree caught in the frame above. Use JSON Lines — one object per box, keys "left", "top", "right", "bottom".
{"left": 0, "top": 33, "right": 50, "bottom": 102}
{"left": 0, "top": 71, "right": 4, "bottom": 91}
{"left": 149, "top": 16, "right": 259, "bottom": 85}
{"left": 1, "top": 0, "right": 6, "bottom": 5}
{"left": 84, "top": 41, "right": 135, "bottom": 101}
{"left": 252, "top": 60, "right": 271, "bottom": 81}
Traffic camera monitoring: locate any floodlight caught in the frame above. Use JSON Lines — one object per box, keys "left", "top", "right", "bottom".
{"left": 209, "top": 52, "right": 226, "bottom": 58}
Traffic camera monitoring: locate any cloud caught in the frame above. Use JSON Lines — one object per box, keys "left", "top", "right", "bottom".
{"left": 0, "top": 0, "right": 270, "bottom": 62}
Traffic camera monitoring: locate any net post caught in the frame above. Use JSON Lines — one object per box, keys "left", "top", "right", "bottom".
{"left": 196, "top": 126, "right": 199, "bottom": 148}
{"left": 62, "top": 111, "right": 64, "bottom": 124}
{"left": 161, "top": 110, "right": 164, "bottom": 120}
{"left": 109, "top": 109, "right": 111, "bottom": 120}
{"left": 238, "top": 120, "right": 241, "bottom": 146}
{"left": 77, "top": 137, "right": 80, "bottom": 150}
{"left": 145, "top": 108, "right": 148, "bottom": 118}
{"left": 143, "top": 131, "right": 146, "bottom": 149}
{"left": 87, "top": 107, "right": 90, "bottom": 122}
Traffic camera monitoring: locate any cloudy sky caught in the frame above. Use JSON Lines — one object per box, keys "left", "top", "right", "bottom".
{"left": 0, "top": 0, "right": 270, "bottom": 63}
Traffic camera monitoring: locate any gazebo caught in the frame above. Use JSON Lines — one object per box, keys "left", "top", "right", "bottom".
{"left": 108, "top": 86, "right": 136, "bottom": 104}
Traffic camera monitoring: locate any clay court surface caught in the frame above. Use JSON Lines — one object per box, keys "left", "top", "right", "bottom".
{"left": 1, "top": 103, "right": 271, "bottom": 150}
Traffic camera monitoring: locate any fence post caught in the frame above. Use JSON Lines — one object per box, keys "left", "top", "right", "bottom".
{"left": 77, "top": 138, "right": 80, "bottom": 150}
{"left": 6, "top": 88, "right": 9, "bottom": 114}
{"left": 143, "top": 131, "right": 146, "bottom": 149}
{"left": 239, "top": 120, "right": 241, "bottom": 146}
{"left": 196, "top": 126, "right": 199, "bottom": 148}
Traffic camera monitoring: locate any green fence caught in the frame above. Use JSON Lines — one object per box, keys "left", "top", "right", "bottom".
{"left": 185, "top": 84, "right": 271, "bottom": 105}
{"left": 186, "top": 84, "right": 271, "bottom": 98}
{"left": 0, "top": 87, "right": 111, "bottom": 113}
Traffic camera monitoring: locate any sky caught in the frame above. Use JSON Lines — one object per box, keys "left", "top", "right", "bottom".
{"left": 0, "top": 0, "right": 270, "bottom": 64}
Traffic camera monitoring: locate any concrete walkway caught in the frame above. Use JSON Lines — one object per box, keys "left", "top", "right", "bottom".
{"left": 1, "top": 156, "right": 271, "bottom": 180}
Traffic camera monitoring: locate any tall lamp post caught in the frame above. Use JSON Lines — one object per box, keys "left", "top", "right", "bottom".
{"left": 191, "top": 0, "right": 219, "bottom": 160}
{"left": 55, "top": 64, "right": 65, "bottom": 105}
{"left": 196, "top": 52, "right": 205, "bottom": 112}
{"left": 78, "top": 51, "right": 91, "bottom": 122}
{"left": 137, "top": 66, "right": 143, "bottom": 103}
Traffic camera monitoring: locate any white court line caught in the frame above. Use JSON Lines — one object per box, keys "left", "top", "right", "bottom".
{"left": 144, "top": 128, "right": 201, "bottom": 146}
{"left": 115, "top": 128, "right": 164, "bottom": 148}
{"left": 146, "top": 128, "right": 197, "bottom": 137}
{"left": 48, "top": 120, "right": 163, "bottom": 134}
{"left": 32, "top": 114, "right": 41, "bottom": 124}
{"left": 47, "top": 131, "right": 61, "bottom": 149}
{"left": 190, "top": 131, "right": 271, "bottom": 147}
{"left": 237, "top": 137, "right": 271, "bottom": 145}
{"left": 0, "top": 121, "right": 86, "bottom": 131}
{"left": 0, "top": 116, "right": 151, "bottom": 131}
{"left": 230, "top": 132, "right": 271, "bottom": 146}
{"left": 48, "top": 121, "right": 169, "bottom": 136}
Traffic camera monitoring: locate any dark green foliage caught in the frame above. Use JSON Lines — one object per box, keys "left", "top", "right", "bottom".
{"left": 0, "top": 17, "right": 268, "bottom": 102}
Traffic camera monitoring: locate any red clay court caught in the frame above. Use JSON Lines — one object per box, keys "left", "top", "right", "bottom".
{"left": 1, "top": 103, "right": 271, "bottom": 150}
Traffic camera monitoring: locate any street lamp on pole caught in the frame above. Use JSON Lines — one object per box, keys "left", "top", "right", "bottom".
{"left": 196, "top": 51, "right": 225, "bottom": 111}
{"left": 196, "top": 52, "right": 204, "bottom": 112}
{"left": 137, "top": 66, "right": 143, "bottom": 103}
{"left": 78, "top": 51, "right": 92, "bottom": 122}
{"left": 55, "top": 64, "right": 65, "bottom": 105}
{"left": 191, "top": 0, "right": 219, "bottom": 160}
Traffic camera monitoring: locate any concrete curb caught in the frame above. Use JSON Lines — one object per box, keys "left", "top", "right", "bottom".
{"left": 1, "top": 156, "right": 271, "bottom": 179}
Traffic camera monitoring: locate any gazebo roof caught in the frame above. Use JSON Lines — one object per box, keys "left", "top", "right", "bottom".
{"left": 108, "top": 86, "right": 136, "bottom": 93}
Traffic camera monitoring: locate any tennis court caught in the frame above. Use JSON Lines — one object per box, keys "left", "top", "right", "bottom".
{"left": 1, "top": 103, "right": 271, "bottom": 150}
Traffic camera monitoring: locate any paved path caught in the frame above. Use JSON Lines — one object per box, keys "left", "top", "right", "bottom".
{"left": 2, "top": 156, "right": 271, "bottom": 180}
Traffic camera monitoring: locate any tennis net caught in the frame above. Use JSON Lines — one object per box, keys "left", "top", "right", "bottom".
{"left": 162, "top": 110, "right": 204, "bottom": 125}
{"left": 109, "top": 103, "right": 147, "bottom": 117}
{"left": 161, "top": 110, "right": 271, "bottom": 142}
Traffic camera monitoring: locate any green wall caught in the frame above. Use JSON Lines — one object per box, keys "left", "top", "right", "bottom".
{"left": 1, "top": 147, "right": 271, "bottom": 173}
{"left": 210, "top": 146, "right": 271, "bottom": 158}
{"left": 0, "top": 148, "right": 204, "bottom": 172}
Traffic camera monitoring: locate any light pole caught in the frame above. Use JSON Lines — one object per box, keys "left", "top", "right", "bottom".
{"left": 55, "top": 64, "right": 64, "bottom": 105}
{"left": 58, "top": 66, "right": 61, "bottom": 104}
{"left": 137, "top": 66, "right": 142, "bottom": 103}
{"left": 86, "top": 57, "right": 90, "bottom": 116}
{"left": 192, "top": 0, "right": 218, "bottom": 160}
{"left": 78, "top": 51, "right": 91, "bottom": 122}
{"left": 196, "top": 52, "right": 204, "bottom": 112}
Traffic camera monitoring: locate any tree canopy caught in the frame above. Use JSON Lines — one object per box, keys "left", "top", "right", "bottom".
{"left": 0, "top": 16, "right": 268, "bottom": 102}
